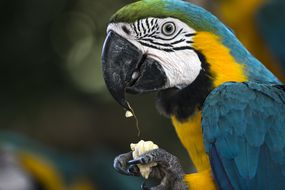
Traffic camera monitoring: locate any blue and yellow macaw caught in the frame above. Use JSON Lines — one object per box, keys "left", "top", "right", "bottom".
{"left": 101, "top": 0, "right": 285, "bottom": 189}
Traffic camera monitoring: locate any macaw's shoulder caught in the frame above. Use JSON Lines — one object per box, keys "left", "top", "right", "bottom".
{"left": 201, "top": 82, "right": 285, "bottom": 190}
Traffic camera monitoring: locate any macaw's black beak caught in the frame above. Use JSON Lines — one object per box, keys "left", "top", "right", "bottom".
{"left": 102, "top": 31, "right": 167, "bottom": 111}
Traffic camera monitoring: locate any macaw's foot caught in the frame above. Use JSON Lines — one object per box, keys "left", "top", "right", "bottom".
{"left": 113, "top": 151, "right": 141, "bottom": 176}
{"left": 113, "top": 148, "right": 188, "bottom": 190}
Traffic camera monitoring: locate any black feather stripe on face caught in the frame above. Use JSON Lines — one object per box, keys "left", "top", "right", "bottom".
{"left": 155, "top": 50, "right": 214, "bottom": 121}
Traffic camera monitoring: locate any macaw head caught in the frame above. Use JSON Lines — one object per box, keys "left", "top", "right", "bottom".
{"left": 102, "top": 0, "right": 277, "bottom": 115}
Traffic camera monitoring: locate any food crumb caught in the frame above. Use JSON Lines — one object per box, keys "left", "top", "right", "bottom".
{"left": 130, "top": 140, "right": 159, "bottom": 179}
{"left": 125, "top": 110, "right": 134, "bottom": 118}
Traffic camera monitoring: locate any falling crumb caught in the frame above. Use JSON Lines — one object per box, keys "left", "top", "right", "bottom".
{"left": 125, "top": 101, "right": 140, "bottom": 137}
{"left": 130, "top": 140, "right": 159, "bottom": 179}
{"left": 125, "top": 110, "right": 134, "bottom": 118}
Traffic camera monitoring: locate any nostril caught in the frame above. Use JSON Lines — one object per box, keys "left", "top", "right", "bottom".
{"left": 122, "top": 25, "right": 131, "bottom": 35}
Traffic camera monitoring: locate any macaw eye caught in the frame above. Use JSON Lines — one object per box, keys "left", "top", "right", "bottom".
{"left": 161, "top": 22, "right": 176, "bottom": 36}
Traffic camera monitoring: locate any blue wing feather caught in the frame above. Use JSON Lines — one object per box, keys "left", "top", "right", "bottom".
{"left": 203, "top": 82, "right": 285, "bottom": 190}
{"left": 209, "top": 144, "right": 235, "bottom": 190}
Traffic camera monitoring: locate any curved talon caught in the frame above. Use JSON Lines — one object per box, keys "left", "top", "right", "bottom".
{"left": 141, "top": 181, "right": 151, "bottom": 190}
{"left": 127, "top": 164, "right": 140, "bottom": 176}
{"left": 128, "top": 157, "right": 147, "bottom": 165}
{"left": 115, "top": 149, "right": 186, "bottom": 190}
{"left": 113, "top": 152, "right": 134, "bottom": 176}
{"left": 113, "top": 159, "right": 129, "bottom": 175}
{"left": 128, "top": 158, "right": 142, "bottom": 165}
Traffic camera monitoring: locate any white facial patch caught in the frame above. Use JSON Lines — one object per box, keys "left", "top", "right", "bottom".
{"left": 107, "top": 17, "right": 202, "bottom": 89}
{"left": 147, "top": 48, "right": 202, "bottom": 89}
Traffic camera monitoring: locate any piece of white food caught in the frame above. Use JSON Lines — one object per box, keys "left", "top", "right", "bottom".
{"left": 130, "top": 140, "right": 159, "bottom": 179}
{"left": 125, "top": 111, "right": 134, "bottom": 118}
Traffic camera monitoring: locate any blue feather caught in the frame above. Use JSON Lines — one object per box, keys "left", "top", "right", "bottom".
{"left": 203, "top": 82, "right": 285, "bottom": 190}
{"left": 209, "top": 144, "right": 235, "bottom": 190}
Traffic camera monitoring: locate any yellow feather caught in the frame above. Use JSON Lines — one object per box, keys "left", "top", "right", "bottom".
{"left": 193, "top": 32, "right": 247, "bottom": 87}
{"left": 171, "top": 112, "right": 210, "bottom": 172}
{"left": 171, "top": 31, "right": 250, "bottom": 189}
{"left": 217, "top": 0, "right": 285, "bottom": 82}
{"left": 171, "top": 112, "right": 218, "bottom": 190}
{"left": 184, "top": 169, "right": 217, "bottom": 190}
{"left": 20, "top": 152, "right": 65, "bottom": 190}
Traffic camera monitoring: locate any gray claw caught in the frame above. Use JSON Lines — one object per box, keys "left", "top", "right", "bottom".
{"left": 113, "top": 152, "right": 133, "bottom": 176}
{"left": 127, "top": 164, "right": 140, "bottom": 176}
{"left": 114, "top": 148, "right": 188, "bottom": 190}
{"left": 128, "top": 157, "right": 148, "bottom": 165}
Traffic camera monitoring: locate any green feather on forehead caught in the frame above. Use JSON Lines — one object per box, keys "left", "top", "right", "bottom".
{"left": 110, "top": 0, "right": 221, "bottom": 33}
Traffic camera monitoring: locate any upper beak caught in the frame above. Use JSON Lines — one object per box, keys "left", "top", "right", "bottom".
{"left": 101, "top": 31, "right": 167, "bottom": 111}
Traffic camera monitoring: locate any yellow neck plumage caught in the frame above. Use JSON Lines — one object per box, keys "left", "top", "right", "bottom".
{"left": 193, "top": 32, "right": 247, "bottom": 88}
{"left": 171, "top": 32, "right": 247, "bottom": 189}
{"left": 171, "top": 112, "right": 209, "bottom": 171}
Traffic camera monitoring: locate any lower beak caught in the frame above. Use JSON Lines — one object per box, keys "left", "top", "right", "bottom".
{"left": 101, "top": 31, "right": 167, "bottom": 111}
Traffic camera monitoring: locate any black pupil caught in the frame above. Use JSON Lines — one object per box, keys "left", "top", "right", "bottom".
{"left": 165, "top": 24, "right": 173, "bottom": 33}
